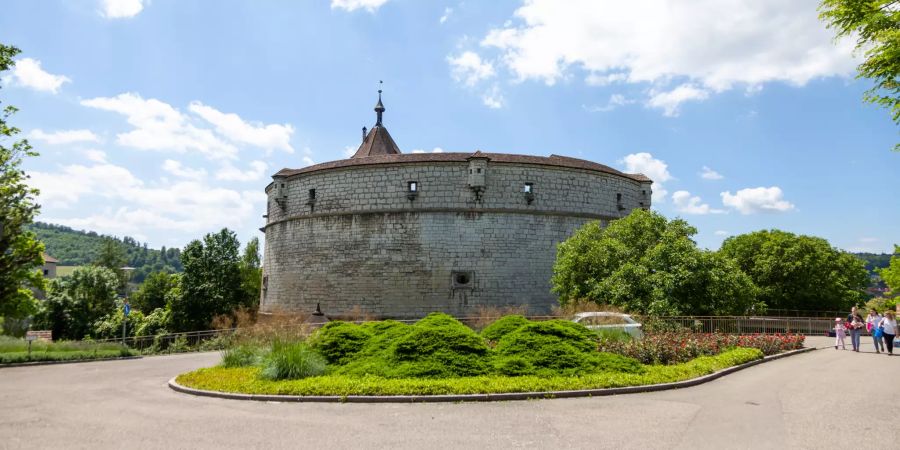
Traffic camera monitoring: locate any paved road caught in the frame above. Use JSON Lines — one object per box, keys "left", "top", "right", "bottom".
{"left": 1, "top": 337, "right": 898, "bottom": 450}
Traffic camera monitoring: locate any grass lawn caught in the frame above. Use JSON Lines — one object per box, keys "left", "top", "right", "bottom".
{"left": 0, "top": 336, "right": 138, "bottom": 364}
{"left": 55, "top": 266, "right": 82, "bottom": 277}
{"left": 176, "top": 347, "right": 763, "bottom": 396}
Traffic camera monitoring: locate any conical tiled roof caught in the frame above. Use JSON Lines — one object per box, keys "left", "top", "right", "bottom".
{"left": 352, "top": 125, "right": 401, "bottom": 158}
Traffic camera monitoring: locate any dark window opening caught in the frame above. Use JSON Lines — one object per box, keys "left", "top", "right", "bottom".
{"left": 476, "top": 168, "right": 482, "bottom": 174}
{"left": 452, "top": 271, "right": 474, "bottom": 289}
{"left": 616, "top": 193, "right": 622, "bottom": 202}
{"left": 308, "top": 189, "right": 316, "bottom": 200}
{"left": 43, "top": 269, "right": 49, "bottom": 276}
{"left": 641, "top": 190, "right": 646, "bottom": 195}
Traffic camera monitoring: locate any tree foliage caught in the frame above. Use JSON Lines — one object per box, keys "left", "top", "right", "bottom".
{"left": 552, "top": 210, "right": 760, "bottom": 316}
{"left": 720, "top": 230, "right": 869, "bottom": 312}
{"left": 28, "top": 221, "right": 183, "bottom": 282}
{"left": 169, "top": 229, "right": 253, "bottom": 331}
{"left": 131, "top": 271, "right": 174, "bottom": 312}
{"left": 878, "top": 244, "right": 900, "bottom": 295}
{"left": 32, "top": 266, "right": 119, "bottom": 340}
{"left": 819, "top": 0, "right": 900, "bottom": 150}
{"left": 0, "top": 43, "right": 44, "bottom": 320}
{"left": 239, "top": 236, "right": 262, "bottom": 306}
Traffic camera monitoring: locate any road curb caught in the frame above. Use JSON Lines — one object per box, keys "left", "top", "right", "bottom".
{"left": 168, "top": 347, "right": 815, "bottom": 403}
{"left": 0, "top": 355, "right": 143, "bottom": 369}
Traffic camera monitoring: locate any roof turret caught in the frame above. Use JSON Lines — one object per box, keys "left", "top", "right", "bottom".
{"left": 352, "top": 82, "right": 401, "bottom": 158}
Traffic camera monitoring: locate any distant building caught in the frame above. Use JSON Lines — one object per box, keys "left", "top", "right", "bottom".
{"left": 41, "top": 253, "right": 58, "bottom": 279}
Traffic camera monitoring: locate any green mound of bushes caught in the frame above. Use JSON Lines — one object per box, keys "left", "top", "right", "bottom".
{"left": 494, "top": 320, "right": 643, "bottom": 376}
{"left": 480, "top": 315, "right": 530, "bottom": 342}
{"left": 312, "top": 321, "right": 374, "bottom": 365}
{"left": 337, "top": 313, "right": 490, "bottom": 378}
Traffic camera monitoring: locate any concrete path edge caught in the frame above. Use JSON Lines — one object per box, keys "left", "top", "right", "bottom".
{"left": 168, "top": 347, "right": 815, "bottom": 403}
{"left": 0, "top": 355, "right": 143, "bottom": 369}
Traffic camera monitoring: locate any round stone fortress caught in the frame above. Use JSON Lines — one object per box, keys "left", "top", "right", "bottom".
{"left": 260, "top": 92, "right": 653, "bottom": 319}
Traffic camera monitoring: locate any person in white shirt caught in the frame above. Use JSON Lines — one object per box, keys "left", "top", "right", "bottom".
{"left": 878, "top": 311, "right": 898, "bottom": 355}
{"left": 867, "top": 309, "right": 884, "bottom": 353}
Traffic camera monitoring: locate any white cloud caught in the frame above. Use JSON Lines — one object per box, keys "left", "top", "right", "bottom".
{"left": 859, "top": 237, "right": 879, "bottom": 244}
{"left": 81, "top": 93, "right": 239, "bottom": 160}
{"left": 440, "top": 7, "right": 453, "bottom": 24}
{"left": 700, "top": 166, "right": 724, "bottom": 180}
{"left": 482, "top": 85, "right": 505, "bottom": 109}
{"left": 448, "top": 51, "right": 496, "bottom": 87}
{"left": 100, "top": 0, "right": 144, "bottom": 19}
{"left": 32, "top": 161, "right": 266, "bottom": 237}
{"left": 582, "top": 94, "right": 634, "bottom": 113}
{"left": 714, "top": 230, "right": 729, "bottom": 237}
{"left": 189, "top": 102, "right": 295, "bottom": 154}
{"left": 215, "top": 160, "right": 268, "bottom": 182}
{"left": 331, "top": 0, "right": 388, "bottom": 13}
{"left": 411, "top": 147, "right": 445, "bottom": 154}
{"left": 478, "top": 0, "right": 856, "bottom": 113}
{"left": 29, "top": 163, "right": 144, "bottom": 207}
{"left": 28, "top": 129, "right": 100, "bottom": 145}
{"left": 83, "top": 149, "right": 108, "bottom": 163}
{"left": 721, "top": 186, "right": 795, "bottom": 214}
{"left": 619, "top": 152, "right": 672, "bottom": 202}
{"left": 672, "top": 190, "right": 725, "bottom": 215}
{"left": 162, "top": 159, "right": 207, "bottom": 181}
{"left": 647, "top": 84, "right": 710, "bottom": 117}
{"left": 9, "top": 58, "right": 70, "bottom": 93}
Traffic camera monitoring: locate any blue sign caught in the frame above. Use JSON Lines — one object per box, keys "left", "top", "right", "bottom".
{"left": 123, "top": 302, "right": 131, "bottom": 316}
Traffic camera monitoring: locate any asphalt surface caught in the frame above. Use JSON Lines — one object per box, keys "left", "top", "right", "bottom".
{"left": 1, "top": 336, "right": 898, "bottom": 450}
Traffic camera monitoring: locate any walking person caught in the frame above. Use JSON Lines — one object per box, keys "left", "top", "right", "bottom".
{"left": 847, "top": 306, "right": 864, "bottom": 352}
{"left": 834, "top": 318, "right": 846, "bottom": 350}
{"left": 867, "top": 309, "right": 884, "bottom": 353}
{"left": 878, "top": 311, "right": 898, "bottom": 355}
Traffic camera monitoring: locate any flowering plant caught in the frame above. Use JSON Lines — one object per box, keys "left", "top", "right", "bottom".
{"left": 597, "top": 332, "right": 805, "bottom": 365}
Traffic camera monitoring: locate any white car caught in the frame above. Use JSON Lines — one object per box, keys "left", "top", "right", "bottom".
{"left": 572, "top": 312, "right": 644, "bottom": 339}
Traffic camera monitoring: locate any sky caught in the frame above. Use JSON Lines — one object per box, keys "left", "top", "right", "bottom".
{"left": 1, "top": 0, "right": 897, "bottom": 253}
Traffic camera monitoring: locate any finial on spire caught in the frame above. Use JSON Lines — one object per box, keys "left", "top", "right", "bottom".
{"left": 374, "top": 80, "right": 385, "bottom": 126}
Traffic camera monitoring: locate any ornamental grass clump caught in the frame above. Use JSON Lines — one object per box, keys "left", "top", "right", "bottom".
{"left": 221, "top": 343, "right": 264, "bottom": 368}
{"left": 260, "top": 339, "right": 327, "bottom": 381}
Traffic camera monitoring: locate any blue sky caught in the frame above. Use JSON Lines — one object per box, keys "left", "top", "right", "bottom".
{"left": 1, "top": 0, "right": 897, "bottom": 253}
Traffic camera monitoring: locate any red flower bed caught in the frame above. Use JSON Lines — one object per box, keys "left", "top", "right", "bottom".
{"left": 597, "top": 332, "right": 805, "bottom": 365}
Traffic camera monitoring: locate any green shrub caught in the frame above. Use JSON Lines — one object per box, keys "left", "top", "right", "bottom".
{"left": 480, "top": 315, "right": 530, "bottom": 343}
{"left": 311, "top": 321, "right": 373, "bottom": 365}
{"left": 389, "top": 325, "right": 490, "bottom": 378}
{"left": 493, "top": 320, "right": 642, "bottom": 375}
{"left": 415, "top": 312, "right": 468, "bottom": 328}
{"left": 493, "top": 356, "right": 535, "bottom": 376}
{"left": 221, "top": 344, "right": 263, "bottom": 368}
{"left": 260, "top": 340, "right": 327, "bottom": 380}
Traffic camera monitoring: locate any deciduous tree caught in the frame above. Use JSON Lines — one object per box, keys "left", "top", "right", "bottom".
{"left": 553, "top": 210, "right": 760, "bottom": 316}
{"left": 820, "top": 0, "right": 900, "bottom": 150}
{"left": 720, "top": 230, "right": 869, "bottom": 312}
{"left": 0, "top": 43, "right": 44, "bottom": 320}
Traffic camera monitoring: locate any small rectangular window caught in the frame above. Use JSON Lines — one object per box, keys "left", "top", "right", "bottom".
{"left": 309, "top": 189, "right": 316, "bottom": 200}
{"left": 408, "top": 181, "right": 418, "bottom": 192}
{"left": 616, "top": 193, "right": 622, "bottom": 202}
{"left": 523, "top": 183, "right": 533, "bottom": 193}
{"left": 43, "top": 269, "right": 49, "bottom": 276}
{"left": 477, "top": 168, "right": 482, "bottom": 174}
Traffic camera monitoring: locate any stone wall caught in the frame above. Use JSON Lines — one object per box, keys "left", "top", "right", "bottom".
{"left": 261, "top": 159, "right": 650, "bottom": 318}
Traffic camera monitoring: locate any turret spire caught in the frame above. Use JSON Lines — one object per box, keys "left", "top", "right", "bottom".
{"left": 374, "top": 80, "right": 385, "bottom": 126}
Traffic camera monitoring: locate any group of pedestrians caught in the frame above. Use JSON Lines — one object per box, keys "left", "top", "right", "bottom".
{"left": 834, "top": 306, "right": 897, "bottom": 355}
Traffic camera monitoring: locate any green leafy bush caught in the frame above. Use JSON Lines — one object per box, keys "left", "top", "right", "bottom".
{"left": 311, "top": 321, "right": 373, "bottom": 365}
{"left": 480, "top": 315, "right": 530, "bottom": 343}
{"left": 260, "top": 340, "right": 327, "bottom": 380}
